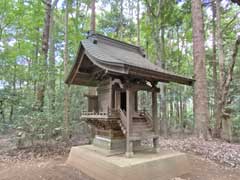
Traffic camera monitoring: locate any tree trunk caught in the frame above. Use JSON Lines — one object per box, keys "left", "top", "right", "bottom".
{"left": 137, "top": 0, "right": 140, "bottom": 45}
{"left": 49, "top": 3, "right": 56, "bottom": 112}
{"left": 119, "top": 0, "right": 124, "bottom": 40}
{"left": 212, "top": 0, "right": 218, "bottom": 136}
{"left": 0, "top": 100, "right": 4, "bottom": 122}
{"left": 159, "top": 27, "right": 168, "bottom": 137}
{"left": 218, "top": 36, "right": 240, "bottom": 141}
{"left": 90, "top": 0, "right": 96, "bottom": 32}
{"left": 64, "top": 0, "right": 70, "bottom": 141}
{"left": 89, "top": 0, "right": 97, "bottom": 98}
{"left": 9, "top": 60, "right": 16, "bottom": 122}
{"left": 35, "top": 0, "right": 52, "bottom": 111}
{"left": 88, "top": 0, "right": 97, "bottom": 97}
{"left": 214, "top": 0, "right": 225, "bottom": 138}
{"left": 88, "top": 0, "right": 97, "bottom": 141}
{"left": 34, "top": 27, "right": 40, "bottom": 94}
{"left": 191, "top": 0, "right": 210, "bottom": 139}
{"left": 145, "top": 0, "right": 167, "bottom": 137}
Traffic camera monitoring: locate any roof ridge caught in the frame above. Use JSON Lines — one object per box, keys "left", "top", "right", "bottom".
{"left": 87, "top": 31, "right": 146, "bottom": 57}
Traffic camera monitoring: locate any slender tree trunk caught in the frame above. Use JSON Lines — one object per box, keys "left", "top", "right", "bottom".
{"left": 137, "top": 0, "right": 140, "bottom": 45}
{"left": 88, "top": 0, "right": 97, "bottom": 97}
{"left": 159, "top": 27, "right": 168, "bottom": 137}
{"left": 212, "top": 0, "right": 218, "bottom": 136}
{"left": 220, "top": 36, "right": 240, "bottom": 141}
{"left": 145, "top": 0, "right": 167, "bottom": 137}
{"left": 9, "top": 58, "right": 16, "bottom": 122}
{"left": 49, "top": 4, "right": 56, "bottom": 112}
{"left": 176, "top": 27, "right": 184, "bottom": 131}
{"left": 64, "top": 0, "right": 70, "bottom": 141}
{"left": 34, "top": 27, "right": 40, "bottom": 94}
{"left": 88, "top": 0, "right": 97, "bottom": 141}
{"left": 90, "top": 0, "right": 96, "bottom": 32}
{"left": 0, "top": 98, "right": 5, "bottom": 122}
{"left": 35, "top": 0, "right": 52, "bottom": 111}
{"left": 175, "top": 100, "right": 180, "bottom": 125}
{"left": 214, "top": 0, "right": 225, "bottom": 137}
{"left": 89, "top": 0, "right": 97, "bottom": 97}
{"left": 191, "top": 0, "right": 210, "bottom": 139}
{"left": 119, "top": 0, "right": 124, "bottom": 40}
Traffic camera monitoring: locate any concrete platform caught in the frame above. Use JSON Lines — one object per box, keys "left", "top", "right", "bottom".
{"left": 67, "top": 145, "right": 190, "bottom": 180}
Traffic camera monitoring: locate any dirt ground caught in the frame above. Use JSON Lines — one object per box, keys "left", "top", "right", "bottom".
{"left": 1, "top": 154, "right": 240, "bottom": 180}
{"left": 1, "top": 134, "right": 240, "bottom": 180}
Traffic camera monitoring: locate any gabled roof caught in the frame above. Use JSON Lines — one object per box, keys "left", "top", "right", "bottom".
{"left": 66, "top": 32, "right": 194, "bottom": 86}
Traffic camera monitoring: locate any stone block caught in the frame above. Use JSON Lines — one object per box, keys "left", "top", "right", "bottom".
{"left": 67, "top": 145, "right": 190, "bottom": 180}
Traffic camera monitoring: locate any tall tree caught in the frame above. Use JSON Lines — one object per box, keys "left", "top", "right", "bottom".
{"left": 89, "top": 0, "right": 97, "bottom": 97}
{"left": 137, "top": 0, "right": 140, "bottom": 45}
{"left": 90, "top": 0, "right": 96, "bottom": 32}
{"left": 119, "top": 0, "right": 124, "bottom": 40}
{"left": 49, "top": 0, "right": 59, "bottom": 111}
{"left": 191, "top": 0, "right": 210, "bottom": 139}
{"left": 35, "top": 0, "right": 52, "bottom": 111}
{"left": 145, "top": 0, "right": 168, "bottom": 137}
{"left": 214, "top": 0, "right": 240, "bottom": 141}
{"left": 64, "top": 0, "right": 70, "bottom": 141}
{"left": 214, "top": 0, "right": 225, "bottom": 138}
{"left": 35, "top": 0, "right": 58, "bottom": 111}
{"left": 211, "top": 0, "right": 218, "bottom": 130}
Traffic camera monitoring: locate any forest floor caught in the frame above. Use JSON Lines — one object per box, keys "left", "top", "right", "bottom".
{"left": 1, "top": 133, "right": 240, "bottom": 180}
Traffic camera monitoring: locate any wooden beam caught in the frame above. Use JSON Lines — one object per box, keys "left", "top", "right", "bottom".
{"left": 72, "top": 76, "right": 98, "bottom": 86}
{"left": 76, "top": 72, "right": 91, "bottom": 78}
{"left": 71, "top": 50, "right": 85, "bottom": 84}
{"left": 124, "top": 81, "right": 160, "bottom": 92}
{"left": 129, "top": 67, "right": 193, "bottom": 86}
{"left": 135, "top": 91, "right": 138, "bottom": 111}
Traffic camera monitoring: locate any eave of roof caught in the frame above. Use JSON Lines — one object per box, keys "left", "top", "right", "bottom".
{"left": 65, "top": 33, "right": 195, "bottom": 86}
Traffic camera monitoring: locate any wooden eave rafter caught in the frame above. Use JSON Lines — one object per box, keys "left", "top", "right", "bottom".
{"left": 127, "top": 65, "right": 194, "bottom": 86}
{"left": 65, "top": 44, "right": 84, "bottom": 84}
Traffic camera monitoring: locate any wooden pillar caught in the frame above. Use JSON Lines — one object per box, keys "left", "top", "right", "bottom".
{"left": 135, "top": 91, "right": 138, "bottom": 112}
{"left": 109, "top": 82, "right": 113, "bottom": 111}
{"left": 152, "top": 91, "right": 160, "bottom": 152}
{"left": 126, "top": 88, "right": 134, "bottom": 158}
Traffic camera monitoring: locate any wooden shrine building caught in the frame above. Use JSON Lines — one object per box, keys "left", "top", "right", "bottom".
{"left": 66, "top": 32, "right": 194, "bottom": 157}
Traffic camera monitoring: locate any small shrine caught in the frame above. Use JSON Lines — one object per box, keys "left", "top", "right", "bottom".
{"left": 66, "top": 32, "right": 193, "bottom": 157}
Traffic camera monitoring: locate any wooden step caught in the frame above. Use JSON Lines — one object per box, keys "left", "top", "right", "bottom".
{"left": 133, "top": 127, "right": 153, "bottom": 133}
{"left": 130, "top": 132, "right": 158, "bottom": 141}
{"left": 133, "top": 122, "right": 151, "bottom": 127}
{"left": 133, "top": 117, "right": 146, "bottom": 122}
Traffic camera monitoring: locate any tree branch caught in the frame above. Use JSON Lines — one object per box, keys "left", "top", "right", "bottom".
{"left": 144, "top": 0, "right": 157, "bottom": 18}
{"left": 52, "top": 0, "right": 59, "bottom": 9}
{"left": 222, "top": 12, "right": 240, "bottom": 33}
{"left": 231, "top": 0, "right": 240, "bottom": 6}
{"left": 222, "top": 35, "right": 240, "bottom": 106}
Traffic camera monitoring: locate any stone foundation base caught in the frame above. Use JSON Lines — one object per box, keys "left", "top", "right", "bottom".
{"left": 67, "top": 145, "right": 190, "bottom": 180}
{"left": 93, "top": 135, "right": 126, "bottom": 151}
